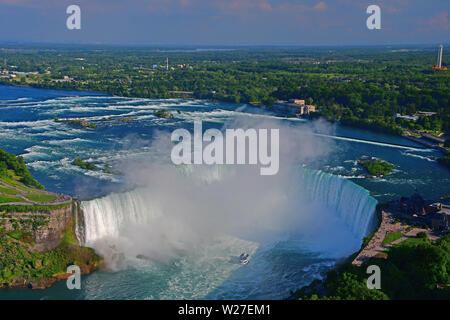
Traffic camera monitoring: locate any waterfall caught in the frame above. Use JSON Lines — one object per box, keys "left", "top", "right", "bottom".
{"left": 77, "top": 168, "right": 378, "bottom": 247}
{"left": 297, "top": 169, "right": 378, "bottom": 238}
{"left": 78, "top": 189, "right": 160, "bottom": 246}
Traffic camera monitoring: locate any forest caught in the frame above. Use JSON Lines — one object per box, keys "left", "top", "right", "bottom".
{"left": 0, "top": 44, "right": 449, "bottom": 135}
{"left": 0, "top": 148, "right": 44, "bottom": 190}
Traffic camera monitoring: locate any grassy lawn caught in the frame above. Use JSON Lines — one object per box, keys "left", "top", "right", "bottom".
{"left": 382, "top": 232, "right": 403, "bottom": 246}
{"left": 0, "top": 176, "right": 32, "bottom": 192}
{"left": 0, "top": 202, "right": 71, "bottom": 213}
{"left": 24, "top": 193, "right": 57, "bottom": 203}
{"left": 393, "top": 237, "right": 430, "bottom": 248}
{"left": 384, "top": 237, "right": 430, "bottom": 254}
{"left": 0, "top": 186, "right": 20, "bottom": 195}
{"left": 0, "top": 194, "right": 25, "bottom": 204}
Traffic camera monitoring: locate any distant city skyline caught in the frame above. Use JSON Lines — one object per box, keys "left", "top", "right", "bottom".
{"left": 0, "top": 0, "right": 448, "bottom": 45}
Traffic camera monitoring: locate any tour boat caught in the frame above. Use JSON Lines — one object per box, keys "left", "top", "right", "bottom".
{"left": 239, "top": 253, "right": 249, "bottom": 265}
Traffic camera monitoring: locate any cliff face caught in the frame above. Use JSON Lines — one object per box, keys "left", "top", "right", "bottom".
{"left": 2, "top": 203, "right": 73, "bottom": 252}
{"left": 0, "top": 201, "right": 103, "bottom": 290}
{"left": 34, "top": 205, "right": 73, "bottom": 250}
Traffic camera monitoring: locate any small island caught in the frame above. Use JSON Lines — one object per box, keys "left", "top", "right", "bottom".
{"left": 117, "top": 117, "right": 134, "bottom": 123}
{"left": 359, "top": 159, "right": 394, "bottom": 177}
{"left": 72, "top": 157, "right": 98, "bottom": 170}
{"left": 73, "top": 158, "right": 122, "bottom": 175}
{"left": 55, "top": 117, "right": 97, "bottom": 129}
{"left": 154, "top": 109, "right": 174, "bottom": 119}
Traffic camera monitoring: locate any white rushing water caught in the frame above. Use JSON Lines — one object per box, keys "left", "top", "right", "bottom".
{"left": 80, "top": 189, "right": 155, "bottom": 246}
{"left": 297, "top": 169, "right": 378, "bottom": 238}
{"left": 79, "top": 167, "right": 377, "bottom": 252}
{"left": 76, "top": 167, "right": 377, "bottom": 299}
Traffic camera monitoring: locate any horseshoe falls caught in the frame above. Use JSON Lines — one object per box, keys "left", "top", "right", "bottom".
{"left": 75, "top": 168, "right": 378, "bottom": 299}
{"left": 298, "top": 169, "right": 378, "bottom": 238}
{"left": 80, "top": 169, "right": 377, "bottom": 247}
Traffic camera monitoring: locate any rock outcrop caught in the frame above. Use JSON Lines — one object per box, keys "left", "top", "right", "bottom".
{"left": 1, "top": 202, "right": 74, "bottom": 252}
{"left": 0, "top": 200, "right": 103, "bottom": 290}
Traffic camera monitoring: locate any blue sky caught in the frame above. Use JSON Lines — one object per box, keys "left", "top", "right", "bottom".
{"left": 0, "top": 0, "right": 448, "bottom": 45}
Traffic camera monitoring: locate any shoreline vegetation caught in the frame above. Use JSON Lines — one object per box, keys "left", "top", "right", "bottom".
{"left": 0, "top": 46, "right": 447, "bottom": 138}
{"left": 0, "top": 148, "right": 102, "bottom": 290}
{"left": 7, "top": 82, "right": 450, "bottom": 159}
{"left": 437, "top": 140, "right": 450, "bottom": 168}
{"left": 0, "top": 217, "right": 102, "bottom": 290}
{"left": 293, "top": 204, "right": 450, "bottom": 300}
{"left": 293, "top": 234, "right": 450, "bottom": 300}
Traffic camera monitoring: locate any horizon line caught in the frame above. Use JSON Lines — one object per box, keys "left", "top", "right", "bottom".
{"left": 0, "top": 41, "right": 449, "bottom": 49}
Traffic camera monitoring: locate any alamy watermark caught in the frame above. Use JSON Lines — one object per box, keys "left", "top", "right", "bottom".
{"left": 65, "top": 5, "right": 379, "bottom": 31}
{"left": 366, "top": 5, "right": 381, "bottom": 30}
{"left": 66, "top": 265, "right": 81, "bottom": 289}
{"left": 171, "top": 121, "right": 280, "bottom": 175}
{"left": 66, "top": 5, "right": 81, "bottom": 30}
{"left": 366, "top": 265, "right": 381, "bottom": 289}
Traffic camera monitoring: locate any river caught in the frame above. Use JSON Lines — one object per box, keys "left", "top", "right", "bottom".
{"left": 0, "top": 85, "right": 448, "bottom": 299}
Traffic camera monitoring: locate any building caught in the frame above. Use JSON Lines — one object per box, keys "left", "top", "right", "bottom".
{"left": 54, "top": 75, "right": 72, "bottom": 82}
{"left": 428, "top": 203, "right": 450, "bottom": 232}
{"left": 274, "top": 99, "right": 316, "bottom": 117}
{"left": 12, "top": 71, "right": 39, "bottom": 76}
{"left": 416, "top": 111, "right": 437, "bottom": 117}
{"left": 399, "top": 194, "right": 426, "bottom": 215}
{"left": 395, "top": 112, "right": 437, "bottom": 121}
{"left": 393, "top": 194, "right": 449, "bottom": 232}
{"left": 302, "top": 105, "right": 316, "bottom": 114}
{"left": 394, "top": 113, "right": 419, "bottom": 121}
{"left": 288, "top": 99, "right": 305, "bottom": 105}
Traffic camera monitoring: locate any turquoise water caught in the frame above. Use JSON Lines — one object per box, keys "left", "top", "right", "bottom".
{"left": 0, "top": 85, "right": 448, "bottom": 300}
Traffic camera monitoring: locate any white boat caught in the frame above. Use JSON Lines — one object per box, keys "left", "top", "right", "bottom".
{"left": 239, "top": 253, "right": 249, "bottom": 265}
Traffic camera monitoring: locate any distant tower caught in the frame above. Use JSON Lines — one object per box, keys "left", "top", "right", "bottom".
{"left": 166, "top": 57, "right": 169, "bottom": 71}
{"left": 433, "top": 44, "right": 447, "bottom": 70}
{"left": 438, "top": 44, "right": 443, "bottom": 69}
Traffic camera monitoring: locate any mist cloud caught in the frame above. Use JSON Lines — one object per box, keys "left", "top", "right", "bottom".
{"left": 82, "top": 117, "right": 365, "bottom": 270}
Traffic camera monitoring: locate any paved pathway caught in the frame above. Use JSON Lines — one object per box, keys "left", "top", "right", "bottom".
{"left": 352, "top": 209, "right": 439, "bottom": 266}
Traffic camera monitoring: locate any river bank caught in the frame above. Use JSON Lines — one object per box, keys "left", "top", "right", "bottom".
{"left": 0, "top": 149, "right": 103, "bottom": 290}
{"left": 3, "top": 83, "right": 446, "bottom": 152}
{"left": 293, "top": 193, "right": 449, "bottom": 300}
{"left": 0, "top": 198, "right": 103, "bottom": 290}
